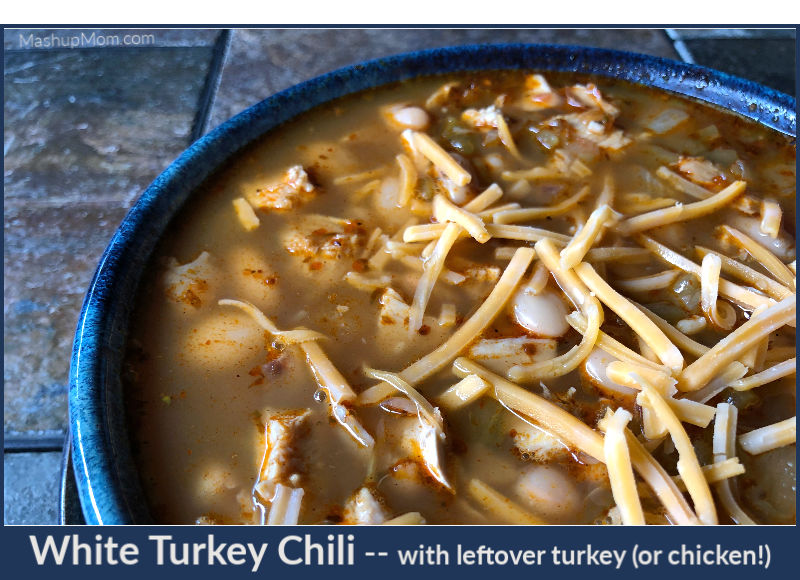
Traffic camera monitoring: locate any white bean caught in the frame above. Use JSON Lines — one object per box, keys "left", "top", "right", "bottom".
{"left": 391, "top": 106, "right": 430, "bottom": 130}
{"left": 515, "top": 464, "right": 581, "bottom": 520}
{"left": 510, "top": 287, "right": 569, "bottom": 337}
{"left": 729, "top": 214, "right": 795, "bottom": 262}
{"left": 583, "top": 348, "right": 637, "bottom": 399}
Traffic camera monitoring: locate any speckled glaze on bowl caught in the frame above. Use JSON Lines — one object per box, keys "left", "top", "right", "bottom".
{"left": 69, "top": 43, "right": 796, "bottom": 525}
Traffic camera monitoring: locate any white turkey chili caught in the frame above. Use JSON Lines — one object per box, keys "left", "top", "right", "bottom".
{"left": 124, "top": 71, "right": 796, "bottom": 525}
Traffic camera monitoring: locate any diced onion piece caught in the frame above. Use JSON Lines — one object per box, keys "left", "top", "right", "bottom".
{"left": 494, "top": 186, "right": 589, "bottom": 224}
{"left": 560, "top": 204, "right": 616, "bottom": 269}
{"left": 438, "top": 303, "right": 457, "bottom": 327}
{"left": 645, "top": 108, "right": 689, "bottom": 134}
{"left": 720, "top": 225, "right": 796, "bottom": 289}
{"left": 333, "top": 167, "right": 385, "bottom": 185}
{"left": 739, "top": 417, "right": 797, "bottom": 455}
{"left": 679, "top": 294, "right": 796, "bottom": 391}
{"left": 603, "top": 409, "right": 645, "bottom": 525}
{"left": 358, "top": 247, "right": 534, "bottom": 404}
{"left": 433, "top": 194, "right": 490, "bottom": 243}
{"left": 344, "top": 271, "right": 392, "bottom": 291}
{"left": 232, "top": 197, "right": 260, "bottom": 231}
{"left": 408, "top": 130, "right": 471, "bottom": 186}
{"left": 619, "top": 180, "right": 746, "bottom": 235}
{"left": 455, "top": 358, "right": 698, "bottom": 525}
{"left": 700, "top": 254, "right": 736, "bottom": 331}
{"left": 759, "top": 200, "right": 782, "bottom": 238}
{"left": 712, "top": 403, "right": 756, "bottom": 525}
{"left": 467, "top": 479, "right": 547, "bottom": 525}
{"left": 574, "top": 262, "right": 683, "bottom": 372}
{"left": 730, "top": 357, "right": 796, "bottom": 391}
{"left": 494, "top": 246, "right": 519, "bottom": 260}
{"left": 436, "top": 374, "right": 490, "bottom": 410}
{"left": 634, "top": 373, "right": 717, "bottom": 524}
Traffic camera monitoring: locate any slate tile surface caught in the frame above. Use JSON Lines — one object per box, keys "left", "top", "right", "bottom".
{"left": 4, "top": 452, "right": 62, "bottom": 524}
{"left": 207, "top": 28, "right": 680, "bottom": 129}
{"left": 3, "top": 45, "right": 214, "bottom": 438}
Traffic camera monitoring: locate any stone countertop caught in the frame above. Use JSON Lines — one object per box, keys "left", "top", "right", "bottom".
{"left": 3, "top": 27, "right": 795, "bottom": 524}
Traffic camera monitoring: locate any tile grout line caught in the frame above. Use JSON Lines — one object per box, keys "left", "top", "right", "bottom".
{"left": 190, "top": 29, "right": 232, "bottom": 142}
{"left": 4, "top": 435, "right": 65, "bottom": 452}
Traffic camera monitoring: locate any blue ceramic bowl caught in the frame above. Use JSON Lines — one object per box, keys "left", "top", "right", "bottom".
{"left": 69, "top": 43, "right": 797, "bottom": 525}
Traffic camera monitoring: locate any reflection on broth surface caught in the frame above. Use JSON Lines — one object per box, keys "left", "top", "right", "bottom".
{"left": 125, "top": 71, "right": 796, "bottom": 525}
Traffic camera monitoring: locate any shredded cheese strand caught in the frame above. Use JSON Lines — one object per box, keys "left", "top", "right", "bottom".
{"left": 696, "top": 246, "right": 792, "bottom": 301}
{"left": 534, "top": 238, "right": 592, "bottom": 309}
{"left": 218, "top": 299, "right": 326, "bottom": 344}
{"left": 739, "top": 417, "right": 797, "bottom": 455}
{"left": 566, "top": 312, "right": 669, "bottom": 373}
{"left": 720, "top": 225, "right": 796, "bottom": 289}
{"left": 574, "top": 262, "right": 683, "bottom": 372}
{"left": 633, "top": 373, "right": 717, "bottom": 524}
{"left": 395, "top": 154, "right": 417, "bottom": 207}
{"left": 494, "top": 186, "right": 589, "bottom": 224}
{"left": 636, "top": 234, "right": 776, "bottom": 312}
{"left": 433, "top": 194, "right": 490, "bottom": 243}
{"left": 509, "top": 297, "right": 602, "bottom": 381}
{"left": 619, "top": 180, "right": 746, "bottom": 234}
{"left": 454, "top": 357, "right": 699, "bottom": 525}
{"left": 358, "top": 247, "right": 534, "bottom": 404}
{"left": 603, "top": 409, "right": 645, "bottom": 525}
{"left": 436, "top": 375, "right": 490, "bottom": 410}
{"left": 731, "top": 357, "right": 796, "bottom": 391}
{"left": 408, "top": 223, "right": 462, "bottom": 332}
{"left": 679, "top": 294, "right": 796, "bottom": 391}
{"left": 700, "top": 254, "right": 736, "bottom": 331}
{"left": 712, "top": 403, "right": 756, "bottom": 525}
{"left": 560, "top": 204, "right": 616, "bottom": 269}
{"left": 409, "top": 130, "right": 472, "bottom": 186}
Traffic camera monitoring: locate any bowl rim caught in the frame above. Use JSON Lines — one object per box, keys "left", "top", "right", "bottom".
{"left": 69, "top": 42, "right": 797, "bottom": 524}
